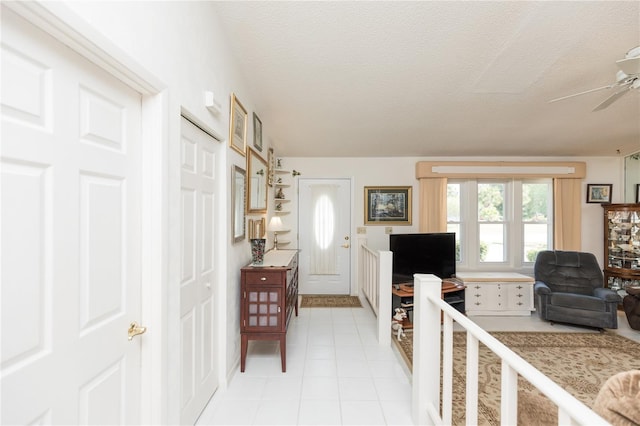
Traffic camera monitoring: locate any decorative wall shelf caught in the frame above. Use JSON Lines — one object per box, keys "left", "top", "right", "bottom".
{"left": 272, "top": 158, "right": 298, "bottom": 249}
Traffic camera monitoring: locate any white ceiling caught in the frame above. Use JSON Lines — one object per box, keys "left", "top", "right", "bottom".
{"left": 213, "top": 1, "right": 640, "bottom": 158}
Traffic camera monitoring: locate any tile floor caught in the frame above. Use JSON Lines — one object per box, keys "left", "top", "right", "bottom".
{"left": 196, "top": 299, "right": 639, "bottom": 426}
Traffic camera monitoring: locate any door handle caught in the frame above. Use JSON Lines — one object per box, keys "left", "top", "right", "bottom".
{"left": 128, "top": 321, "right": 147, "bottom": 341}
{"left": 341, "top": 243, "right": 350, "bottom": 248}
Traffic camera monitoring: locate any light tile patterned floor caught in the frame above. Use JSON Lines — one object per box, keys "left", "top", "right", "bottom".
{"left": 196, "top": 300, "right": 639, "bottom": 426}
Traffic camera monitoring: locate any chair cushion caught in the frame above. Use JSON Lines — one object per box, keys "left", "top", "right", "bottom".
{"left": 592, "top": 370, "right": 640, "bottom": 426}
{"left": 552, "top": 251, "right": 581, "bottom": 267}
{"left": 626, "top": 286, "right": 640, "bottom": 297}
{"left": 623, "top": 294, "right": 640, "bottom": 331}
{"left": 550, "top": 293, "right": 605, "bottom": 311}
{"left": 534, "top": 251, "right": 604, "bottom": 294}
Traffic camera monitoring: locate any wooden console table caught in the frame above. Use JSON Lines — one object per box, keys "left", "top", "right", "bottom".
{"left": 240, "top": 250, "right": 298, "bottom": 372}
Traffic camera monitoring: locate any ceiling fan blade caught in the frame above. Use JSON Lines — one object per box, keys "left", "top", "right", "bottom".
{"left": 548, "top": 84, "right": 614, "bottom": 103}
{"left": 592, "top": 85, "right": 632, "bottom": 111}
{"left": 616, "top": 57, "right": 640, "bottom": 76}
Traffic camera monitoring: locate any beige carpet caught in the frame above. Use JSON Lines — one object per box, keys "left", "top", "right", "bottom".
{"left": 394, "top": 330, "right": 640, "bottom": 425}
{"left": 300, "top": 295, "right": 362, "bottom": 308}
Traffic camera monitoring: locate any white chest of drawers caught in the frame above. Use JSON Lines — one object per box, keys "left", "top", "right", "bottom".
{"left": 457, "top": 272, "right": 535, "bottom": 316}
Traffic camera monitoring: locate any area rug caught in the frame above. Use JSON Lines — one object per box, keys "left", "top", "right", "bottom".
{"left": 394, "top": 330, "right": 640, "bottom": 425}
{"left": 300, "top": 295, "right": 362, "bottom": 308}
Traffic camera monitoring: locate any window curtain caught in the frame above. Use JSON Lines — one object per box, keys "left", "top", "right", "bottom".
{"left": 310, "top": 184, "right": 338, "bottom": 275}
{"left": 418, "top": 177, "right": 448, "bottom": 232}
{"left": 553, "top": 178, "right": 582, "bottom": 250}
{"left": 416, "top": 161, "right": 586, "bottom": 250}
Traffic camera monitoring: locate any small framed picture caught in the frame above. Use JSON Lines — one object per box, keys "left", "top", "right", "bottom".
{"left": 636, "top": 184, "right": 640, "bottom": 203}
{"left": 586, "top": 184, "right": 612, "bottom": 204}
{"left": 253, "top": 112, "right": 263, "bottom": 152}
{"left": 364, "top": 186, "right": 412, "bottom": 225}
{"left": 229, "top": 93, "right": 247, "bottom": 156}
{"left": 267, "top": 147, "right": 275, "bottom": 187}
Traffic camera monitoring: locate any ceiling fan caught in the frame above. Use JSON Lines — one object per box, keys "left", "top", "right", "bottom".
{"left": 549, "top": 45, "right": 640, "bottom": 111}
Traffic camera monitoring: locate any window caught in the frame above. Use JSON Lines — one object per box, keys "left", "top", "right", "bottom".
{"left": 447, "top": 179, "right": 552, "bottom": 270}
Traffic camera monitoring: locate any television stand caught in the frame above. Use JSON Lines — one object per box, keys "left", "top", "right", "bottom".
{"left": 391, "top": 280, "right": 466, "bottom": 326}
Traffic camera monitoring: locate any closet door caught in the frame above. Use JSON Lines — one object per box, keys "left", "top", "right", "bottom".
{"left": 179, "top": 117, "right": 221, "bottom": 424}
{"left": 1, "top": 7, "right": 144, "bottom": 424}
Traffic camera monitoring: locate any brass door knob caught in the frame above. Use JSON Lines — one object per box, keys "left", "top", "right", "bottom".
{"left": 128, "top": 322, "right": 147, "bottom": 341}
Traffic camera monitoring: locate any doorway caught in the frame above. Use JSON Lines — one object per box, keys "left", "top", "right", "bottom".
{"left": 298, "top": 178, "right": 352, "bottom": 295}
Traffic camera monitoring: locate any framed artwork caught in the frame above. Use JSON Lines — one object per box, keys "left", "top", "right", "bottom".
{"left": 246, "top": 148, "right": 268, "bottom": 214}
{"left": 229, "top": 93, "right": 247, "bottom": 156}
{"left": 267, "top": 147, "right": 275, "bottom": 187}
{"left": 253, "top": 112, "right": 263, "bottom": 152}
{"left": 636, "top": 184, "right": 640, "bottom": 203}
{"left": 586, "top": 184, "right": 612, "bottom": 204}
{"left": 364, "top": 186, "right": 412, "bottom": 225}
{"left": 232, "top": 165, "right": 246, "bottom": 242}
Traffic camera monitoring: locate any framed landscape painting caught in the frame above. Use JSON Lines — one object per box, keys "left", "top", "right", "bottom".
{"left": 364, "top": 186, "right": 412, "bottom": 225}
{"left": 229, "top": 93, "right": 247, "bottom": 156}
{"left": 586, "top": 184, "right": 612, "bottom": 204}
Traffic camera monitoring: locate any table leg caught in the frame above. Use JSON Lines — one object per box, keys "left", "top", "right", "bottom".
{"left": 241, "top": 334, "right": 248, "bottom": 372}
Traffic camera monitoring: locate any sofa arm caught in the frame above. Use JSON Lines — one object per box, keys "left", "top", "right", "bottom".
{"left": 534, "top": 281, "right": 551, "bottom": 295}
{"left": 593, "top": 287, "right": 622, "bottom": 303}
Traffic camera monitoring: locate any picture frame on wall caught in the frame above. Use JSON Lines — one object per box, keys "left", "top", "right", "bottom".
{"left": 636, "top": 184, "right": 640, "bottom": 203}
{"left": 364, "top": 186, "right": 412, "bottom": 225}
{"left": 232, "top": 165, "right": 246, "bottom": 242}
{"left": 229, "top": 93, "right": 247, "bottom": 156}
{"left": 586, "top": 184, "right": 612, "bottom": 204}
{"left": 267, "top": 147, "right": 275, "bottom": 187}
{"left": 253, "top": 112, "right": 263, "bottom": 152}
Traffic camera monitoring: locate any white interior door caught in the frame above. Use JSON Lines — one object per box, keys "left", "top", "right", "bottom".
{"left": 179, "top": 117, "right": 220, "bottom": 424}
{"left": 298, "top": 178, "right": 351, "bottom": 294}
{"left": 1, "top": 7, "right": 144, "bottom": 424}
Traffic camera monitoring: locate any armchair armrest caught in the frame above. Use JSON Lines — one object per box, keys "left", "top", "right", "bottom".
{"left": 534, "top": 281, "right": 551, "bottom": 295}
{"left": 593, "top": 287, "right": 622, "bottom": 303}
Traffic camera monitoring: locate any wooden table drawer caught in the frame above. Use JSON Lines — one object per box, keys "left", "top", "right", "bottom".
{"left": 244, "top": 270, "right": 282, "bottom": 285}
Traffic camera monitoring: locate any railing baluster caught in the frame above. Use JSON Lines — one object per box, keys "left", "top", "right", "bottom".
{"left": 442, "top": 315, "right": 453, "bottom": 425}
{"left": 466, "top": 333, "right": 479, "bottom": 426}
{"left": 501, "top": 361, "right": 518, "bottom": 424}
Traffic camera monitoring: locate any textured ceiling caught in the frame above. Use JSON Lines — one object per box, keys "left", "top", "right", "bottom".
{"left": 213, "top": 1, "right": 640, "bottom": 157}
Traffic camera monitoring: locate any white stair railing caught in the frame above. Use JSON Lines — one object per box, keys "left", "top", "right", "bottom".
{"left": 359, "top": 243, "right": 392, "bottom": 346}
{"left": 412, "top": 273, "right": 609, "bottom": 426}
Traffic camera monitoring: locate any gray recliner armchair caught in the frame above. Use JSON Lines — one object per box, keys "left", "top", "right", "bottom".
{"left": 534, "top": 250, "right": 622, "bottom": 329}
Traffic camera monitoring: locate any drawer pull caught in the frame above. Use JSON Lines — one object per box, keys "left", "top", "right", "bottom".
{"left": 261, "top": 277, "right": 267, "bottom": 281}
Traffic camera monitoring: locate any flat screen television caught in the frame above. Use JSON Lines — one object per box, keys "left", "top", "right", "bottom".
{"left": 389, "top": 232, "right": 456, "bottom": 283}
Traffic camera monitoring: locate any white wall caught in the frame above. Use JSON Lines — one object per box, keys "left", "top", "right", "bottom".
{"left": 283, "top": 156, "right": 625, "bottom": 272}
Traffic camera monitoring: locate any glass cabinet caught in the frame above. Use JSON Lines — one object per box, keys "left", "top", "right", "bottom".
{"left": 603, "top": 204, "right": 640, "bottom": 293}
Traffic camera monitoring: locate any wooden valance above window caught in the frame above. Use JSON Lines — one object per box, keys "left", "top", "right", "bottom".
{"left": 415, "top": 161, "right": 586, "bottom": 179}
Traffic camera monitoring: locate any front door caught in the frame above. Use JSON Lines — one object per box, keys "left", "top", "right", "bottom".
{"left": 1, "top": 8, "right": 144, "bottom": 424}
{"left": 298, "top": 178, "right": 351, "bottom": 294}
{"left": 179, "top": 117, "right": 220, "bottom": 424}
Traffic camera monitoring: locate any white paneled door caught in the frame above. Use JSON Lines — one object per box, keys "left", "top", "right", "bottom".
{"left": 179, "top": 117, "right": 220, "bottom": 424}
{"left": 1, "top": 8, "right": 144, "bottom": 424}
{"left": 298, "top": 178, "right": 352, "bottom": 294}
